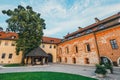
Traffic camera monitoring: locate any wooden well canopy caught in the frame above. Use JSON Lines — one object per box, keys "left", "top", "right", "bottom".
{"left": 26, "top": 47, "right": 48, "bottom": 65}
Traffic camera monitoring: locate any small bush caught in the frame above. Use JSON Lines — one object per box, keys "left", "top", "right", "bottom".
{"left": 95, "top": 64, "right": 107, "bottom": 75}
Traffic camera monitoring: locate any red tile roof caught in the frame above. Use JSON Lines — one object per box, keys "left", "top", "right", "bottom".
{"left": 42, "top": 36, "right": 61, "bottom": 44}
{"left": 65, "top": 12, "right": 120, "bottom": 38}
{"left": 0, "top": 31, "right": 18, "bottom": 40}
{"left": 0, "top": 31, "right": 61, "bottom": 44}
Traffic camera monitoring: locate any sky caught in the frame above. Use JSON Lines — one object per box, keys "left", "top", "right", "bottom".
{"left": 0, "top": 0, "right": 120, "bottom": 38}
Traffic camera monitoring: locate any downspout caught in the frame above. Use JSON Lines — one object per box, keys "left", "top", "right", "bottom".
{"left": 93, "top": 31, "right": 101, "bottom": 64}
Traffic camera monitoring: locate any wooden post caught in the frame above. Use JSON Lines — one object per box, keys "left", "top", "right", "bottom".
{"left": 45, "top": 57, "right": 48, "bottom": 64}
{"left": 26, "top": 56, "right": 29, "bottom": 64}
{"left": 41, "top": 57, "right": 43, "bottom": 65}
{"left": 31, "top": 57, "right": 34, "bottom": 66}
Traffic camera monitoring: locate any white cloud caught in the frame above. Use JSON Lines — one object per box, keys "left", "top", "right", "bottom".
{"left": 42, "top": 2, "right": 120, "bottom": 37}
{"left": 0, "top": 0, "right": 120, "bottom": 38}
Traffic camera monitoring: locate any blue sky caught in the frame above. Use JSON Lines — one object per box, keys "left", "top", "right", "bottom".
{"left": 0, "top": 0, "right": 120, "bottom": 38}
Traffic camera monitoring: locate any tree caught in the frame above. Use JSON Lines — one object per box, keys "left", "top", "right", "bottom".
{"left": 2, "top": 5, "right": 46, "bottom": 64}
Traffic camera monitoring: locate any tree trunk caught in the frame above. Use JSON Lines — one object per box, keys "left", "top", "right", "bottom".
{"left": 21, "top": 53, "right": 25, "bottom": 65}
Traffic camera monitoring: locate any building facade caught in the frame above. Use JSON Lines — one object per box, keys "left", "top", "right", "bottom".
{"left": 0, "top": 32, "right": 61, "bottom": 64}
{"left": 0, "top": 13, "right": 120, "bottom": 66}
{"left": 0, "top": 32, "right": 22, "bottom": 64}
{"left": 40, "top": 36, "right": 61, "bottom": 63}
{"left": 57, "top": 13, "right": 120, "bottom": 66}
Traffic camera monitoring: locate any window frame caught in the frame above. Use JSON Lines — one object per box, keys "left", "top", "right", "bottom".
{"left": 86, "top": 43, "right": 91, "bottom": 52}
{"left": 65, "top": 47, "right": 69, "bottom": 54}
{"left": 5, "top": 41, "right": 8, "bottom": 46}
{"left": 0, "top": 40, "right": 1, "bottom": 45}
{"left": 49, "top": 45, "right": 52, "bottom": 48}
{"left": 59, "top": 48, "right": 62, "bottom": 54}
{"left": 11, "top": 42, "right": 15, "bottom": 46}
{"left": 110, "top": 39, "right": 118, "bottom": 49}
{"left": 42, "top": 44, "right": 45, "bottom": 48}
{"left": 1, "top": 53, "right": 6, "bottom": 59}
{"left": 74, "top": 45, "right": 78, "bottom": 53}
{"left": 8, "top": 53, "right": 13, "bottom": 59}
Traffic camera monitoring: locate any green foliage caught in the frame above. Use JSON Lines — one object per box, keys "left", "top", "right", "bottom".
{"left": 0, "top": 72, "right": 97, "bottom": 80}
{"left": 104, "top": 63, "right": 112, "bottom": 69}
{"left": 2, "top": 5, "right": 46, "bottom": 64}
{"left": 95, "top": 64, "right": 107, "bottom": 75}
{"left": 3, "top": 64, "right": 24, "bottom": 67}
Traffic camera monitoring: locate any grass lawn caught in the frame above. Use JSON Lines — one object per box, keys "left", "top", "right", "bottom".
{"left": 3, "top": 64, "right": 24, "bottom": 67}
{"left": 0, "top": 72, "right": 97, "bottom": 80}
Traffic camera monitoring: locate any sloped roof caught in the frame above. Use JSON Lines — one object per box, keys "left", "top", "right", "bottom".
{"left": 0, "top": 31, "right": 61, "bottom": 44}
{"left": 0, "top": 31, "right": 18, "bottom": 40}
{"left": 26, "top": 47, "right": 48, "bottom": 57}
{"left": 65, "top": 12, "right": 120, "bottom": 38}
{"left": 42, "top": 36, "right": 61, "bottom": 44}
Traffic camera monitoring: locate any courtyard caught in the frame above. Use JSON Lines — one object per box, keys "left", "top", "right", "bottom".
{"left": 0, "top": 63, "right": 120, "bottom": 80}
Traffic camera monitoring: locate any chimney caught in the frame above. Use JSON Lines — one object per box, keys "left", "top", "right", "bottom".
{"left": 118, "top": 12, "right": 120, "bottom": 14}
{"left": 78, "top": 26, "right": 83, "bottom": 30}
{"left": 94, "top": 17, "right": 100, "bottom": 23}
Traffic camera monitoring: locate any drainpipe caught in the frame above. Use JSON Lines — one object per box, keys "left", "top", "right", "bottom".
{"left": 93, "top": 31, "right": 101, "bottom": 64}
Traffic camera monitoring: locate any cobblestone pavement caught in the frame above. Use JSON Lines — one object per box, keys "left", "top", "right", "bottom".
{"left": 0, "top": 63, "right": 120, "bottom": 80}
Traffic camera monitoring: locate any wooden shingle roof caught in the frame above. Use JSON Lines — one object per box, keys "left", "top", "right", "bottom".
{"left": 26, "top": 47, "right": 48, "bottom": 57}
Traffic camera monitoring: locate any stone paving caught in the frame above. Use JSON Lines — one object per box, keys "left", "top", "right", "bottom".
{"left": 0, "top": 63, "right": 120, "bottom": 80}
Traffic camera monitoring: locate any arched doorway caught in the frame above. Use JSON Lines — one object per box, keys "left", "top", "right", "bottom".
{"left": 72, "top": 58, "right": 76, "bottom": 64}
{"left": 58, "top": 57, "right": 61, "bottom": 63}
{"left": 65, "top": 57, "right": 67, "bottom": 63}
{"left": 48, "top": 54, "right": 53, "bottom": 62}
{"left": 84, "top": 58, "right": 89, "bottom": 64}
{"left": 117, "top": 57, "right": 120, "bottom": 66}
{"left": 101, "top": 57, "right": 112, "bottom": 65}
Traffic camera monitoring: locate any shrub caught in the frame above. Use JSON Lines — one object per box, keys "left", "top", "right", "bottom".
{"left": 95, "top": 64, "right": 107, "bottom": 75}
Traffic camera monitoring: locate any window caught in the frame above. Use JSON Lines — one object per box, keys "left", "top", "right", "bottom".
{"left": 75, "top": 46, "right": 78, "bottom": 53}
{"left": 86, "top": 44, "right": 91, "bottom": 52}
{"left": 42, "top": 45, "right": 45, "bottom": 48}
{"left": 54, "top": 46, "right": 56, "bottom": 49}
{"left": 110, "top": 39, "right": 118, "bottom": 49}
{"left": 5, "top": 41, "right": 8, "bottom": 46}
{"left": 0, "top": 40, "right": 1, "bottom": 45}
{"left": 50, "top": 40, "right": 54, "bottom": 43}
{"left": 75, "top": 34, "right": 81, "bottom": 37}
{"left": 98, "top": 25, "right": 105, "bottom": 30}
{"left": 11, "top": 36, "right": 16, "bottom": 39}
{"left": 50, "top": 45, "right": 52, "bottom": 48}
{"left": 65, "top": 47, "right": 69, "bottom": 54}
{"left": 118, "top": 18, "right": 120, "bottom": 22}
{"left": 59, "top": 48, "right": 62, "bottom": 54}
{"left": 11, "top": 42, "right": 15, "bottom": 46}
{"left": 73, "top": 58, "right": 76, "bottom": 64}
{"left": 84, "top": 58, "right": 89, "bottom": 64}
{"left": 8, "top": 54, "right": 13, "bottom": 59}
{"left": 86, "top": 29, "right": 92, "bottom": 34}
{"left": 65, "top": 58, "right": 67, "bottom": 63}
{"left": 1, "top": 53, "right": 6, "bottom": 59}
{"left": 58, "top": 57, "right": 61, "bottom": 62}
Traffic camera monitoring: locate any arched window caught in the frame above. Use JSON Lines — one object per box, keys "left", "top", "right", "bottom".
{"left": 74, "top": 45, "right": 78, "bottom": 53}
{"left": 84, "top": 58, "right": 89, "bottom": 64}
{"left": 59, "top": 48, "right": 62, "bottom": 54}
{"left": 65, "top": 47, "right": 69, "bottom": 54}
{"left": 117, "top": 58, "right": 120, "bottom": 66}
{"left": 58, "top": 57, "right": 61, "bottom": 62}
{"left": 86, "top": 43, "right": 91, "bottom": 52}
{"left": 65, "top": 57, "right": 67, "bottom": 63}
